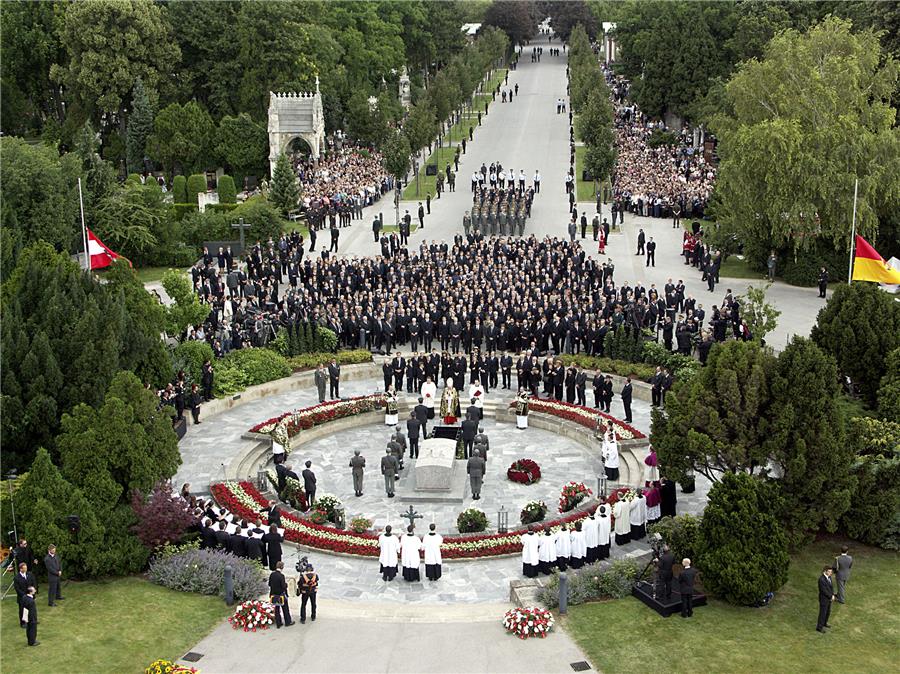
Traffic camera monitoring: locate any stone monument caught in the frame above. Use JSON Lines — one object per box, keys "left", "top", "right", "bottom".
{"left": 399, "top": 66, "right": 411, "bottom": 110}
{"left": 414, "top": 438, "right": 457, "bottom": 491}
{"left": 267, "top": 77, "right": 326, "bottom": 176}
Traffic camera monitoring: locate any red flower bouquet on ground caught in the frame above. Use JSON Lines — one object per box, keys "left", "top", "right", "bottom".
{"left": 228, "top": 599, "right": 275, "bottom": 632}
{"left": 507, "top": 459, "right": 542, "bottom": 485}
{"left": 558, "top": 481, "right": 592, "bottom": 513}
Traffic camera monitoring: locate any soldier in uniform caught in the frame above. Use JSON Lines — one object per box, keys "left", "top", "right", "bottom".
{"left": 381, "top": 448, "right": 399, "bottom": 497}
{"left": 349, "top": 449, "right": 366, "bottom": 497}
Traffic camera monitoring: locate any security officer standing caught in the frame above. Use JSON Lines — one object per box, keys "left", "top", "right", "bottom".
{"left": 297, "top": 562, "right": 318, "bottom": 623}
{"left": 407, "top": 411, "right": 422, "bottom": 459}
{"left": 381, "top": 448, "right": 399, "bottom": 497}
{"left": 349, "top": 450, "right": 366, "bottom": 497}
{"left": 467, "top": 448, "right": 486, "bottom": 499}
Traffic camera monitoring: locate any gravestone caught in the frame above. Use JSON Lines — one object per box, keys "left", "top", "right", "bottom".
{"left": 414, "top": 438, "right": 457, "bottom": 491}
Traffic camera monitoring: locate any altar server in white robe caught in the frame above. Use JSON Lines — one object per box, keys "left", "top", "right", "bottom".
{"left": 537, "top": 527, "right": 557, "bottom": 575}
{"left": 583, "top": 513, "right": 600, "bottom": 564}
{"left": 613, "top": 498, "right": 631, "bottom": 546}
{"left": 378, "top": 525, "right": 401, "bottom": 581}
{"left": 420, "top": 378, "right": 437, "bottom": 419}
{"left": 597, "top": 505, "right": 611, "bottom": 560}
{"left": 400, "top": 526, "right": 422, "bottom": 581}
{"left": 569, "top": 521, "right": 587, "bottom": 569}
{"left": 520, "top": 525, "right": 541, "bottom": 577}
{"left": 423, "top": 524, "right": 443, "bottom": 581}
{"left": 630, "top": 492, "right": 647, "bottom": 541}
{"left": 555, "top": 524, "right": 572, "bottom": 571}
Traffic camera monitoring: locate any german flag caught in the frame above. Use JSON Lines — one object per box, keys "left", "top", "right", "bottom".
{"left": 852, "top": 235, "right": 900, "bottom": 284}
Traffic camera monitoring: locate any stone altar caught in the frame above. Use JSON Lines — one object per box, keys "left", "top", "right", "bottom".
{"left": 414, "top": 438, "right": 457, "bottom": 491}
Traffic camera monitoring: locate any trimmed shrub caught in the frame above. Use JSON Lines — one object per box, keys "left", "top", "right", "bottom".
{"left": 206, "top": 203, "right": 239, "bottom": 213}
{"left": 148, "top": 548, "right": 267, "bottom": 601}
{"left": 186, "top": 174, "right": 207, "bottom": 204}
{"left": 841, "top": 455, "right": 900, "bottom": 550}
{"left": 314, "top": 326, "right": 338, "bottom": 352}
{"left": 648, "top": 514, "right": 701, "bottom": 563}
{"left": 172, "top": 174, "right": 187, "bottom": 203}
{"left": 457, "top": 507, "right": 488, "bottom": 533}
{"left": 539, "top": 558, "right": 641, "bottom": 607}
{"left": 217, "top": 174, "right": 237, "bottom": 204}
{"left": 286, "top": 350, "right": 372, "bottom": 371}
{"left": 125, "top": 172, "right": 143, "bottom": 186}
{"left": 213, "top": 348, "right": 291, "bottom": 397}
{"left": 173, "top": 340, "right": 214, "bottom": 383}
{"left": 557, "top": 354, "right": 656, "bottom": 382}
{"left": 697, "top": 473, "right": 790, "bottom": 605}
{"left": 172, "top": 203, "right": 199, "bottom": 221}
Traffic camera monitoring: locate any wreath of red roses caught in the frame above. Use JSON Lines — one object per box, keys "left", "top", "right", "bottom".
{"left": 507, "top": 458, "right": 542, "bottom": 485}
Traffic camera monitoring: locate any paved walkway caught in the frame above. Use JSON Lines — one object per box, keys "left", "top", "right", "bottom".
{"left": 181, "top": 601, "right": 592, "bottom": 674}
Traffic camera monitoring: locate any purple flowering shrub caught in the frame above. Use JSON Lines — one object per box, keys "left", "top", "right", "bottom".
{"left": 148, "top": 548, "right": 267, "bottom": 601}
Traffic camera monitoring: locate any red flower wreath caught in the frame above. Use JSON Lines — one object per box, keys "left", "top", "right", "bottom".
{"left": 507, "top": 459, "right": 542, "bottom": 485}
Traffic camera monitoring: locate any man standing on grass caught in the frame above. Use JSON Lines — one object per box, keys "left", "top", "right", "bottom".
{"left": 817, "top": 566, "right": 835, "bottom": 632}
{"left": 834, "top": 546, "right": 852, "bottom": 603}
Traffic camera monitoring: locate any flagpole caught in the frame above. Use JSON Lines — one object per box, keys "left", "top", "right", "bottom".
{"left": 78, "top": 177, "right": 89, "bottom": 271}
{"left": 847, "top": 178, "right": 858, "bottom": 285}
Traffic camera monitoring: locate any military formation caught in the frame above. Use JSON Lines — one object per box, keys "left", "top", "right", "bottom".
{"left": 464, "top": 162, "right": 538, "bottom": 237}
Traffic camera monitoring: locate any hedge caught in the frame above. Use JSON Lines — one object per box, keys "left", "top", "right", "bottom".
{"left": 557, "top": 354, "right": 656, "bottom": 382}
{"left": 206, "top": 203, "right": 239, "bottom": 213}
{"left": 212, "top": 348, "right": 292, "bottom": 397}
{"left": 172, "top": 175, "right": 187, "bottom": 203}
{"left": 172, "top": 203, "right": 199, "bottom": 221}
{"left": 286, "top": 349, "right": 373, "bottom": 371}
{"left": 125, "top": 173, "right": 143, "bottom": 186}
{"left": 217, "top": 175, "right": 237, "bottom": 204}
{"left": 172, "top": 341, "right": 214, "bottom": 384}
{"left": 186, "top": 174, "right": 207, "bottom": 204}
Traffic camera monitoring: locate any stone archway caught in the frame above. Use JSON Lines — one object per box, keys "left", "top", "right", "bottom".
{"left": 267, "top": 78, "right": 325, "bottom": 176}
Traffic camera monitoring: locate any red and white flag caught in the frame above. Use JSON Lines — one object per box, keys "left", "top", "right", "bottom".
{"left": 87, "top": 228, "right": 130, "bottom": 270}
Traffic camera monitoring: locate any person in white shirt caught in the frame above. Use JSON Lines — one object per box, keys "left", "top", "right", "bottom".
{"left": 583, "top": 513, "right": 599, "bottom": 564}
{"left": 400, "top": 526, "right": 422, "bottom": 582}
{"left": 469, "top": 381, "right": 485, "bottom": 418}
{"left": 630, "top": 493, "right": 647, "bottom": 541}
{"left": 569, "top": 521, "right": 586, "bottom": 569}
{"left": 533, "top": 170, "right": 541, "bottom": 193}
{"left": 423, "top": 524, "right": 443, "bottom": 581}
{"left": 613, "top": 497, "right": 631, "bottom": 546}
{"left": 420, "top": 378, "right": 437, "bottom": 419}
{"left": 378, "top": 525, "right": 401, "bottom": 581}
{"left": 537, "top": 528, "right": 557, "bottom": 575}
{"left": 602, "top": 431, "right": 620, "bottom": 483}
{"left": 520, "top": 525, "right": 541, "bottom": 578}
{"left": 555, "top": 524, "right": 572, "bottom": 571}
{"left": 596, "top": 504, "right": 611, "bottom": 560}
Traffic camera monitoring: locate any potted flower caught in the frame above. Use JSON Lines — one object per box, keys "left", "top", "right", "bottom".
{"left": 350, "top": 516, "right": 372, "bottom": 534}
{"left": 457, "top": 507, "right": 489, "bottom": 533}
{"left": 520, "top": 500, "right": 548, "bottom": 525}
{"left": 558, "top": 482, "right": 592, "bottom": 513}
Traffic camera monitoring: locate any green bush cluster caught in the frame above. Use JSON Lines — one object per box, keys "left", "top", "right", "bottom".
{"left": 539, "top": 559, "right": 641, "bottom": 608}
{"left": 557, "top": 354, "right": 656, "bottom": 382}
{"left": 216, "top": 174, "right": 237, "bottom": 204}
{"left": 205, "top": 203, "right": 238, "bottom": 213}
{"left": 172, "top": 175, "right": 187, "bottom": 203}
{"left": 648, "top": 514, "right": 701, "bottom": 563}
{"left": 272, "top": 324, "right": 339, "bottom": 357}
{"left": 212, "top": 348, "right": 291, "bottom": 397}
{"left": 172, "top": 203, "right": 198, "bottom": 221}
{"left": 186, "top": 174, "right": 207, "bottom": 204}
{"left": 172, "top": 341, "right": 214, "bottom": 384}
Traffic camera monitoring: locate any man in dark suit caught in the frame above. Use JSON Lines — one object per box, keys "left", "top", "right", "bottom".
{"left": 214, "top": 520, "right": 231, "bottom": 552}
{"left": 275, "top": 461, "right": 288, "bottom": 492}
{"left": 621, "top": 378, "right": 633, "bottom": 423}
{"left": 656, "top": 545, "right": 675, "bottom": 600}
{"left": 500, "top": 352, "right": 513, "bottom": 389}
{"left": 43, "top": 545, "right": 63, "bottom": 606}
{"left": 302, "top": 461, "right": 317, "bottom": 508}
{"left": 260, "top": 500, "right": 282, "bottom": 527}
{"left": 678, "top": 558, "right": 698, "bottom": 618}
{"left": 646, "top": 237, "right": 656, "bottom": 267}
{"left": 636, "top": 229, "right": 646, "bottom": 255}
{"left": 407, "top": 412, "right": 422, "bottom": 459}
{"left": 263, "top": 525, "right": 284, "bottom": 571}
{"left": 22, "top": 586, "right": 38, "bottom": 646}
{"left": 199, "top": 519, "right": 218, "bottom": 550}
{"left": 461, "top": 418, "right": 479, "bottom": 458}
{"left": 328, "top": 359, "right": 341, "bottom": 398}
{"left": 414, "top": 397, "right": 429, "bottom": 438}
{"left": 465, "top": 398, "right": 480, "bottom": 422}
{"left": 13, "top": 562, "right": 37, "bottom": 627}
{"left": 268, "top": 561, "right": 294, "bottom": 628}
{"left": 817, "top": 566, "right": 835, "bottom": 632}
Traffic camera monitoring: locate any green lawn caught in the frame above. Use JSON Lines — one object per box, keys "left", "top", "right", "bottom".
{"left": 1, "top": 576, "right": 230, "bottom": 672}
{"left": 564, "top": 538, "right": 900, "bottom": 674}
{"left": 402, "top": 145, "right": 460, "bottom": 200}
{"left": 382, "top": 222, "right": 420, "bottom": 234}
{"left": 719, "top": 255, "right": 765, "bottom": 280}
{"left": 575, "top": 145, "right": 610, "bottom": 203}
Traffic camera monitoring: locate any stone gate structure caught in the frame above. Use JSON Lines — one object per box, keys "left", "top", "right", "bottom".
{"left": 267, "top": 78, "right": 325, "bottom": 175}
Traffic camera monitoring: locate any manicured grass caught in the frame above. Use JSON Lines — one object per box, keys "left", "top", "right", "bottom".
{"left": 719, "top": 255, "right": 765, "bottom": 280}
{"left": 402, "top": 145, "right": 460, "bottom": 200}
{"left": 575, "top": 144, "right": 610, "bottom": 203}
{"left": 283, "top": 218, "right": 310, "bottom": 237}
{"left": 485, "top": 68, "right": 509, "bottom": 92}
{"left": 95, "top": 266, "right": 178, "bottom": 285}
{"left": 381, "top": 223, "right": 420, "bottom": 234}
{"left": 564, "top": 538, "right": 900, "bottom": 674}
{"left": 1, "top": 576, "right": 230, "bottom": 672}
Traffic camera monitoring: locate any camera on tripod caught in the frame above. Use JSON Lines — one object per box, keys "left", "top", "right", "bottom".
{"left": 295, "top": 556, "right": 312, "bottom": 573}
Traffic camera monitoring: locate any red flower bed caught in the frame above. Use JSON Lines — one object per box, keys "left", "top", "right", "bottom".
{"left": 509, "top": 398, "right": 646, "bottom": 439}
{"left": 249, "top": 395, "right": 385, "bottom": 435}
{"left": 507, "top": 459, "right": 542, "bottom": 485}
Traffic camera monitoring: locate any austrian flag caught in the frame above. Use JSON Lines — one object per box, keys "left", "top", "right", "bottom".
{"left": 87, "top": 228, "right": 130, "bottom": 270}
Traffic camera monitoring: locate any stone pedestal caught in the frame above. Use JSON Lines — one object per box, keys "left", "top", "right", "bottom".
{"left": 413, "top": 438, "right": 456, "bottom": 491}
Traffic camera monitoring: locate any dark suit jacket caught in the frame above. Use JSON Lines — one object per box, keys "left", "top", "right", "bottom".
{"left": 621, "top": 383, "right": 633, "bottom": 404}
{"left": 44, "top": 554, "right": 61, "bottom": 578}
{"left": 407, "top": 418, "right": 422, "bottom": 439}
{"left": 818, "top": 574, "right": 834, "bottom": 605}
{"left": 263, "top": 533, "right": 283, "bottom": 562}
{"left": 14, "top": 572, "right": 36, "bottom": 601}
{"left": 22, "top": 594, "right": 37, "bottom": 624}
{"left": 268, "top": 570, "right": 288, "bottom": 596}
{"left": 678, "top": 567, "right": 698, "bottom": 594}
{"left": 462, "top": 419, "right": 479, "bottom": 441}
{"left": 657, "top": 552, "right": 674, "bottom": 578}
{"left": 214, "top": 528, "right": 231, "bottom": 552}
{"left": 302, "top": 468, "right": 317, "bottom": 492}
{"left": 414, "top": 404, "right": 429, "bottom": 425}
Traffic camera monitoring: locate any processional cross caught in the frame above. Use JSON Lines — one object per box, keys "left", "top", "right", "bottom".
{"left": 400, "top": 505, "right": 424, "bottom": 531}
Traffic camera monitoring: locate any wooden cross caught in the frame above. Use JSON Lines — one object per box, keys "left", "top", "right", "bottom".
{"left": 400, "top": 505, "right": 423, "bottom": 531}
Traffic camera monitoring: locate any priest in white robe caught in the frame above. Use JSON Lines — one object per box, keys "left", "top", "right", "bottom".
{"left": 597, "top": 505, "right": 611, "bottom": 560}
{"left": 520, "top": 525, "right": 541, "bottom": 577}
{"left": 537, "top": 528, "right": 557, "bottom": 575}
{"left": 555, "top": 524, "right": 572, "bottom": 571}
{"left": 420, "top": 377, "right": 437, "bottom": 419}
{"left": 569, "top": 521, "right": 587, "bottom": 569}
{"left": 613, "top": 497, "right": 631, "bottom": 546}
{"left": 400, "top": 526, "right": 422, "bottom": 581}
{"left": 384, "top": 386, "right": 399, "bottom": 426}
{"left": 423, "top": 524, "right": 443, "bottom": 581}
{"left": 583, "top": 513, "right": 600, "bottom": 564}
{"left": 378, "top": 525, "right": 401, "bottom": 581}
{"left": 515, "top": 389, "right": 529, "bottom": 430}
{"left": 602, "top": 431, "right": 620, "bottom": 483}
{"left": 630, "top": 493, "right": 647, "bottom": 541}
